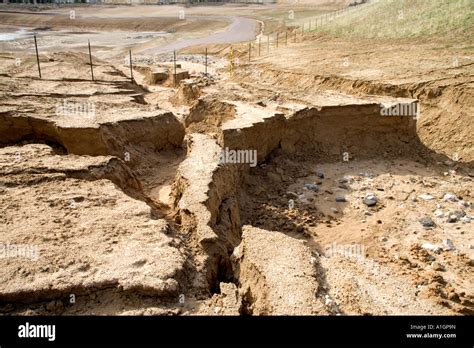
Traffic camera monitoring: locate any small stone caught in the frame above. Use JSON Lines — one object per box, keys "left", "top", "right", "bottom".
{"left": 444, "top": 160, "right": 455, "bottom": 167}
{"left": 363, "top": 194, "right": 378, "bottom": 207}
{"left": 447, "top": 215, "right": 458, "bottom": 223}
{"left": 421, "top": 242, "right": 441, "bottom": 254}
{"left": 304, "top": 183, "right": 319, "bottom": 191}
{"left": 431, "top": 262, "right": 445, "bottom": 271}
{"left": 443, "top": 239, "right": 455, "bottom": 251}
{"left": 419, "top": 217, "right": 436, "bottom": 228}
{"left": 433, "top": 209, "right": 444, "bottom": 218}
{"left": 419, "top": 194, "right": 435, "bottom": 201}
{"left": 380, "top": 236, "right": 388, "bottom": 242}
{"left": 331, "top": 208, "right": 339, "bottom": 214}
{"left": 335, "top": 196, "right": 347, "bottom": 203}
{"left": 443, "top": 193, "right": 458, "bottom": 202}
{"left": 315, "top": 171, "right": 325, "bottom": 179}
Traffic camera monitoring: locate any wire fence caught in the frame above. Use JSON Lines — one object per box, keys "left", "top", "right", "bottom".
{"left": 23, "top": 1, "right": 371, "bottom": 84}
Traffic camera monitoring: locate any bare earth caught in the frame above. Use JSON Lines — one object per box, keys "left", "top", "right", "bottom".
{"left": 0, "top": 1, "right": 472, "bottom": 316}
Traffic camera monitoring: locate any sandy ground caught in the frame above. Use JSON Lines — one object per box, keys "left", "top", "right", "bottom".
{"left": 0, "top": 1, "right": 472, "bottom": 316}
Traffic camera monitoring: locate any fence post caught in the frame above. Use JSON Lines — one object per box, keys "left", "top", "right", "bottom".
{"left": 129, "top": 50, "right": 133, "bottom": 83}
{"left": 34, "top": 34, "right": 41, "bottom": 79}
{"left": 88, "top": 40, "right": 94, "bottom": 81}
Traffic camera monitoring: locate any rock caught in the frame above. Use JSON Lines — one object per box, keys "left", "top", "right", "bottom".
{"left": 315, "top": 171, "right": 325, "bottom": 179}
{"left": 443, "top": 239, "right": 455, "bottom": 251}
{"left": 419, "top": 194, "right": 435, "bottom": 201}
{"left": 447, "top": 215, "right": 458, "bottom": 223}
{"left": 335, "top": 196, "right": 347, "bottom": 203}
{"left": 431, "top": 262, "right": 445, "bottom": 271}
{"left": 443, "top": 193, "right": 458, "bottom": 202}
{"left": 444, "top": 160, "right": 455, "bottom": 167}
{"left": 331, "top": 208, "right": 339, "bottom": 214}
{"left": 419, "top": 217, "right": 436, "bottom": 228}
{"left": 453, "top": 210, "right": 466, "bottom": 218}
{"left": 380, "top": 236, "right": 388, "bottom": 242}
{"left": 421, "top": 242, "right": 441, "bottom": 254}
{"left": 304, "top": 183, "right": 319, "bottom": 191}
{"left": 338, "top": 176, "right": 352, "bottom": 184}
{"left": 338, "top": 184, "right": 349, "bottom": 190}
{"left": 363, "top": 194, "right": 378, "bottom": 207}
{"left": 433, "top": 209, "right": 444, "bottom": 218}
{"left": 461, "top": 216, "right": 471, "bottom": 224}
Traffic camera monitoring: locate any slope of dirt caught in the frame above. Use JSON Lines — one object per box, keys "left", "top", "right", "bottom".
{"left": 0, "top": 144, "right": 186, "bottom": 314}
{"left": 233, "top": 225, "right": 327, "bottom": 315}
{"left": 0, "top": 1, "right": 472, "bottom": 316}
{"left": 233, "top": 37, "right": 474, "bottom": 162}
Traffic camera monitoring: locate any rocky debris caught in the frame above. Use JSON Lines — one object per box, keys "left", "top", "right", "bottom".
{"left": 304, "top": 183, "right": 319, "bottom": 191}
{"left": 336, "top": 196, "right": 347, "bottom": 203}
{"left": 419, "top": 193, "right": 435, "bottom": 201}
{"left": 204, "top": 282, "right": 242, "bottom": 316}
{"left": 422, "top": 243, "right": 442, "bottom": 254}
{"left": 315, "top": 171, "right": 325, "bottom": 179}
{"left": 443, "top": 193, "right": 459, "bottom": 202}
{"left": 338, "top": 176, "right": 353, "bottom": 184}
{"left": 420, "top": 217, "right": 436, "bottom": 228}
{"left": 431, "top": 262, "right": 445, "bottom": 271}
{"left": 433, "top": 209, "right": 445, "bottom": 218}
{"left": 447, "top": 214, "right": 459, "bottom": 223}
{"left": 363, "top": 193, "right": 378, "bottom": 207}
{"left": 443, "top": 239, "right": 455, "bottom": 251}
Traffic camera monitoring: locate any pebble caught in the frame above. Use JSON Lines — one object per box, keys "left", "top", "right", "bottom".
{"left": 315, "top": 171, "right": 325, "bottom": 179}
{"left": 433, "top": 209, "right": 444, "bottom": 218}
{"left": 431, "top": 262, "right": 445, "bottom": 271}
{"left": 443, "top": 239, "right": 455, "bottom": 251}
{"left": 419, "top": 217, "right": 436, "bottom": 228}
{"left": 419, "top": 194, "right": 435, "bottom": 201}
{"left": 421, "top": 242, "right": 441, "bottom": 254}
{"left": 335, "top": 196, "right": 347, "bottom": 203}
{"left": 443, "top": 193, "right": 458, "bottom": 202}
{"left": 363, "top": 193, "right": 378, "bottom": 207}
{"left": 447, "top": 215, "right": 458, "bottom": 223}
{"left": 304, "top": 183, "right": 319, "bottom": 191}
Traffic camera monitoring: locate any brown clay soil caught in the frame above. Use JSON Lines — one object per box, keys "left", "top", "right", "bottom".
{"left": 0, "top": 2, "right": 473, "bottom": 316}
